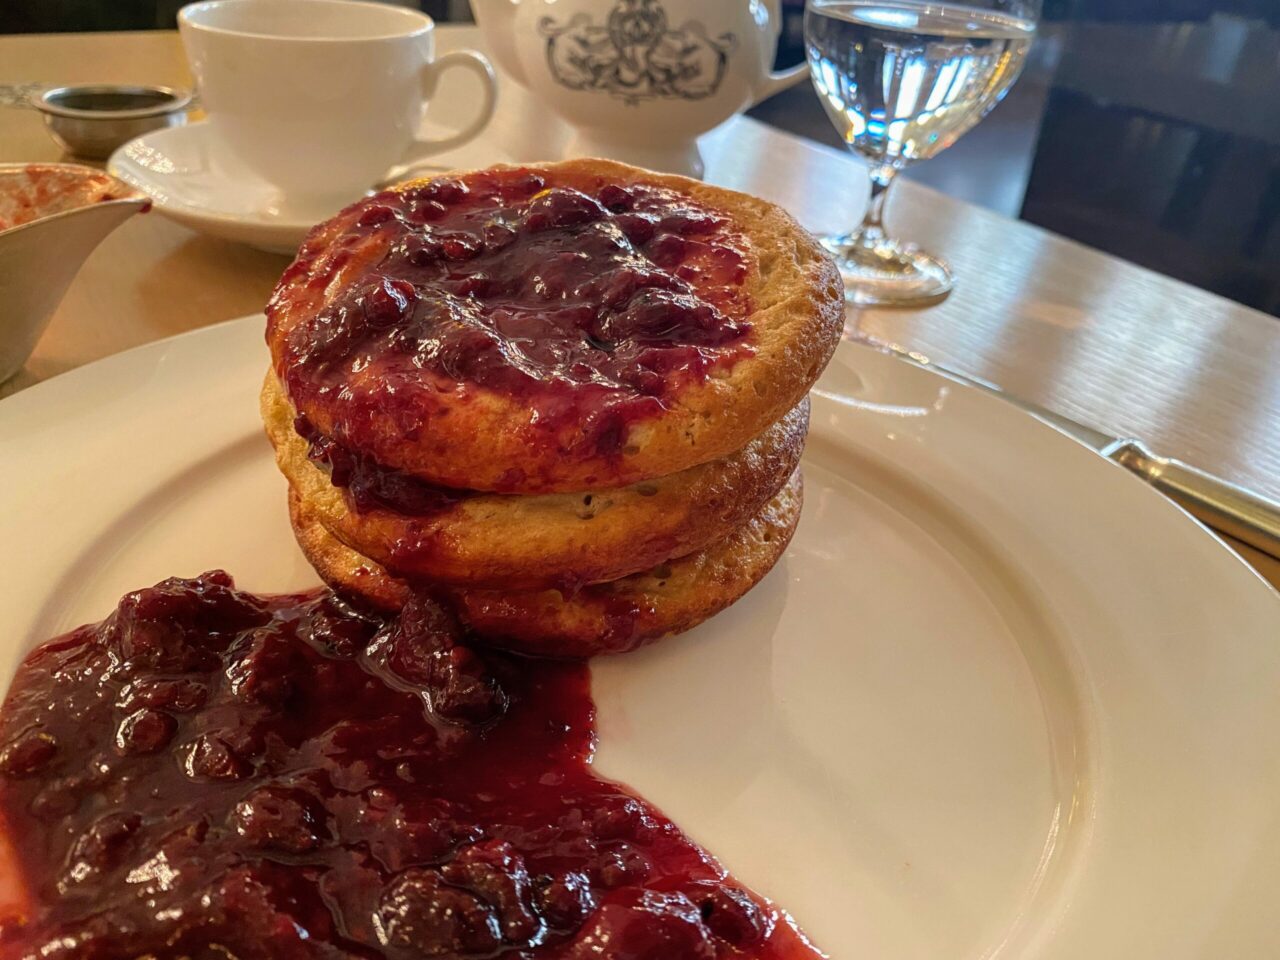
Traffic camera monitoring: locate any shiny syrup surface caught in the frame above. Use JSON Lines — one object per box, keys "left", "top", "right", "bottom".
{"left": 0, "top": 573, "right": 820, "bottom": 960}
{"left": 271, "top": 169, "right": 753, "bottom": 469}
{"left": 294, "top": 414, "right": 472, "bottom": 517}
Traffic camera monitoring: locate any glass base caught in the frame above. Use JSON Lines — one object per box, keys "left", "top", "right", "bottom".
{"left": 820, "top": 231, "right": 954, "bottom": 308}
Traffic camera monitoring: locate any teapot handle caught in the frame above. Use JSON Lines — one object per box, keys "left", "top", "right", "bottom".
{"left": 752, "top": 62, "right": 810, "bottom": 107}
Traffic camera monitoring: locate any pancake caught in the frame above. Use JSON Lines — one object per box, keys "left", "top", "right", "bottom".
{"left": 263, "top": 371, "right": 807, "bottom": 590}
{"left": 266, "top": 158, "right": 842, "bottom": 494}
{"left": 288, "top": 470, "right": 802, "bottom": 657}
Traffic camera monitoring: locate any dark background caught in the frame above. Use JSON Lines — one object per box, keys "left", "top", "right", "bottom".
{"left": 4, "top": 0, "right": 1278, "bottom": 317}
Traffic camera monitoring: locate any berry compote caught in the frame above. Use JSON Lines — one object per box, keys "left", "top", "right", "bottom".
{"left": 0, "top": 572, "right": 822, "bottom": 960}
{"left": 268, "top": 168, "right": 755, "bottom": 476}
{"left": 294, "top": 413, "right": 472, "bottom": 517}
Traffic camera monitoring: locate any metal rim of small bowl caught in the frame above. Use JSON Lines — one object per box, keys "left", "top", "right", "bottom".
{"left": 33, "top": 84, "right": 193, "bottom": 122}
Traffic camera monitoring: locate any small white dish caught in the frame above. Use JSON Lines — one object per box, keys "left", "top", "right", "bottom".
{"left": 0, "top": 164, "right": 146, "bottom": 382}
{"left": 108, "top": 122, "right": 321, "bottom": 254}
{"left": 109, "top": 120, "right": 524, "bottom": 255}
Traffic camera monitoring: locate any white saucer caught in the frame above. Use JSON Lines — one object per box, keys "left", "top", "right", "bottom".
{"left": 107, "top": 123, "right": 324, "bottom": 254}
{"left": 108, "top": 121, "right": 524, "bottom": 255}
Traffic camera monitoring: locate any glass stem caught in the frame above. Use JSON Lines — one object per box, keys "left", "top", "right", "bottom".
{"left": 856, "top": 162, "right": 899, "bottom": 247}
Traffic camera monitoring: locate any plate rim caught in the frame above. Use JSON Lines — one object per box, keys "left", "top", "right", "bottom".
{"left": 3, "top": 316, "right": 1279, "bottom": 959}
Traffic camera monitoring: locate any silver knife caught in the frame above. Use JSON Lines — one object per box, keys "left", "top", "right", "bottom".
{"left": 874, "top": 344, "right": 1280, "bottom": 563}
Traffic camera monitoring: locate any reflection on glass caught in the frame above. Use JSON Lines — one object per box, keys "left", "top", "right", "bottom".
{"left": 806, "top": 0, "right": 1040, "bottom": 307}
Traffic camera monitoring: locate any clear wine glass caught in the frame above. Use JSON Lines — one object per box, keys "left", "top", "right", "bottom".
{"left": 805, "top": 0, "right": 1041, "bottom": 306}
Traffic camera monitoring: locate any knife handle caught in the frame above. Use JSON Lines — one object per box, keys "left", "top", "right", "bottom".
{"left": 1112, "top": 441, "right": 1280, "bottom": 563}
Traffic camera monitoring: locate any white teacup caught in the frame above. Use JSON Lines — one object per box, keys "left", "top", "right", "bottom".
{"left": 473, "top": 0, "right": 806, "bottom": 178}
{"left": 179, "top": 0, "right": 496, "bottom": 215}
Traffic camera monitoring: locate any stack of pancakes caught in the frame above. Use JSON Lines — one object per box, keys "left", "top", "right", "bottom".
{"left": 263, "top": 159, "right": 842, "bottom": 656}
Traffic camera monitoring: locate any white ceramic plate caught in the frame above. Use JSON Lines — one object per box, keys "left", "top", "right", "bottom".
{"left": 2, "top": 318, "right": 1278, "bottom": 959}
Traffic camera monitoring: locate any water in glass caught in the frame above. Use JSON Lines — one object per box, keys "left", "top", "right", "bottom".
{"left": 806, "top": 1, "right": 1038, "bottom": 307}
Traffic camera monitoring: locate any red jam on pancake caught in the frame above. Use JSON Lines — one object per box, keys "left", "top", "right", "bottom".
{"left": 0, "top": 573, "right": 822, "bottom": 960}
{"left": 267, "top": 160, "right": 844, "bottom": 495}
{"left": 294, "top": 411, "right": 475, "bottom": 517}
{"left": 270, "top": 166, "right": 754, "bottom": 490}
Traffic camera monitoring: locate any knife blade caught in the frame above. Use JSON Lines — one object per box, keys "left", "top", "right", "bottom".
{"left": 874, "top": 344, "right": 1280, "bottom": 563}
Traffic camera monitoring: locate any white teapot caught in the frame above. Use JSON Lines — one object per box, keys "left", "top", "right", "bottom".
{"left": 473, "top": 0, "right": 806, "bottom": 178}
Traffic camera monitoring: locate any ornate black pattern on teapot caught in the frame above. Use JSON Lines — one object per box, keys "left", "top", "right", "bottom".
{"left": 539, "top": 0, "right": 737, "bottom": 105}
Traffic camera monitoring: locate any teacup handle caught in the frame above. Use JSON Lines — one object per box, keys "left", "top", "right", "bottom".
{"left": 385, "top": 50, "right": 498, "bottom": 182}
{"left": 751, "top": 62, "right": 810, "bottom": 107}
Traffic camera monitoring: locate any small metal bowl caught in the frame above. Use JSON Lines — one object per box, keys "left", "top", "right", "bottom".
{"left": 33, "top": 84, "right": 192, "bottom": 161}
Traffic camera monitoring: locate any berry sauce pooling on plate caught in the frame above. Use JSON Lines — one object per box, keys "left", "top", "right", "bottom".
{"left": 0, "top": 572, "right": 822, "bottom": 960}
{"left": 268, "top": 168, "right": 754, "bottom": 470}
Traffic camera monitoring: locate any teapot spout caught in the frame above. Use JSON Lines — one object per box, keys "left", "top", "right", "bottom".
{"left": 471, "top": 0, "right": 529, "bottom": 87}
